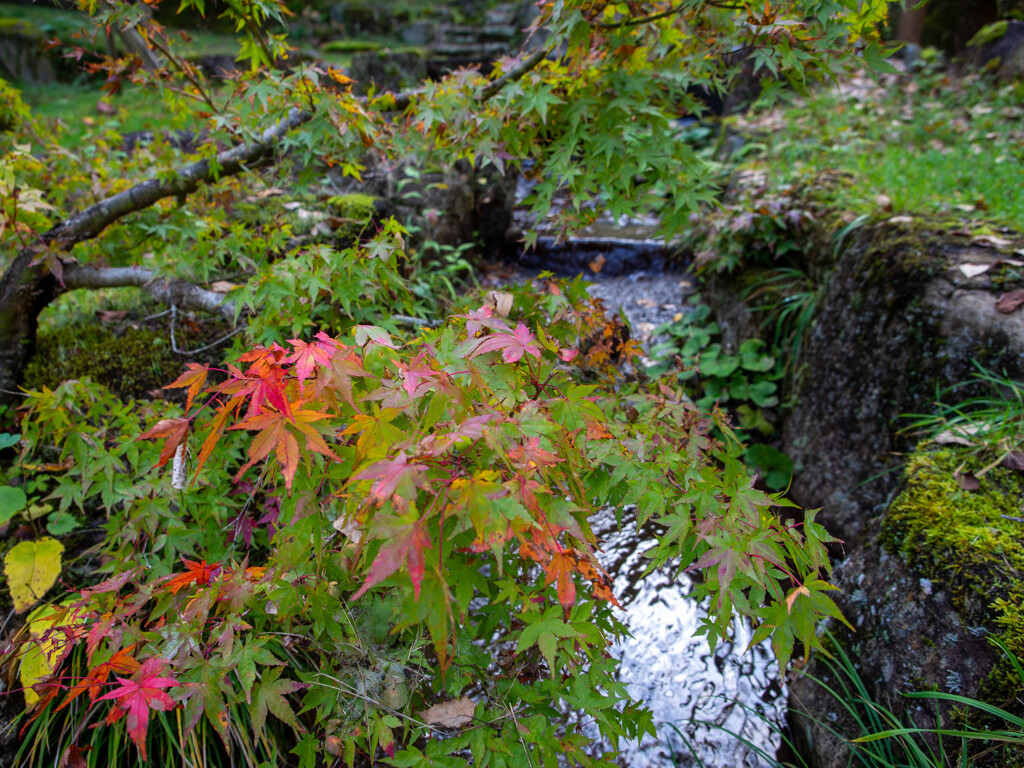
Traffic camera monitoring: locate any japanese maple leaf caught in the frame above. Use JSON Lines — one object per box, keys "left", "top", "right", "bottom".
{"left": 352, "top": 519, "right": 433, "bottom": 601}
{"left": 162, "top": 363, "right": 209, "bottom": 412}
{"left": 544, "top": 549, "right": 578, "bottom": 610}
{"left": 58, "top": 645, "right": 140, "bottom": 710}
{"left": 286, "top": 332, "right": 337, "bottom": 382}
{"left": 454, "top": 305, "right": 511, "bottom": 336}
{"left": 470, "top": 322, "right": 542, "bottom": 363}
{"left": 164, "top": 558, "right": 222, "bottom": 595}
{"left": 508, "top": 437, "right": 563, "bottom": 469}
{"left": 230, "top": 408, "right": 339, "bottom": 489}
{"left": 137, "top": 418, "right": 190, "bottom": 469}
{"left": 97, "top": 657, "right": 180, "bottom": 759}
{"left": 396, "top": 352, "right": 439, "bottom": 397}
{"left": 355, "top": 452, "right": 426, "bottom": 504}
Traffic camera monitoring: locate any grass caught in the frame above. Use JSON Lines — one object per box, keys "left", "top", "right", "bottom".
{"left": 0, "top": 2, "right": 88, "bottom": 40}
{"left": 738, "top": 59, "right": 1024, "bottom": 228}
{"left": 901, "top": 363, "right": 1024, "bottom": 457}
{"left": 17, "top": 82, "right": 178, "bottom": 142}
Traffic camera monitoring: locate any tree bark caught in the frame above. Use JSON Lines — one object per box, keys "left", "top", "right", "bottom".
{"left": 0, "top": 43, "right": 551, "bottom": 404}
{"left": 0, "top": 107, "right": 311, "bottom": 403}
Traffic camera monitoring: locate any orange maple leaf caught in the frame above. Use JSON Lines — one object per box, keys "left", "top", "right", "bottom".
{"left": 137, "top": 418, "right": 190, "bottom": 468}
{"left": 163, "top": 363, "right": 208, "bottom": 412}
{"left": 164, "top": 558, "right": 221, "bottom": 595}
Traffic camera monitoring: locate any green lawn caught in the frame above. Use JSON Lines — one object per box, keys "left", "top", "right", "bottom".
{"left": 741, "top": 62, "right": 1024, "bottom": 227}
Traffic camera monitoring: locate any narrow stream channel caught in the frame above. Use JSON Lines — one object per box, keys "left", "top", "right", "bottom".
{"left": 588, "top": 509, "right": 786, "bottom": 768}
{"left": 498, "top": 201, "right": 788, "bottom": 767}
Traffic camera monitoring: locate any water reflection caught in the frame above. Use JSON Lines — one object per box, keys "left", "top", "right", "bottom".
{"left": 588, "top": 509, "right": 786, "bottom": 768}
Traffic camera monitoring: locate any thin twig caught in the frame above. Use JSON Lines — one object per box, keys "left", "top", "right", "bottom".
{"left": 168, "top": 305, "right": 245, "bottom": 355}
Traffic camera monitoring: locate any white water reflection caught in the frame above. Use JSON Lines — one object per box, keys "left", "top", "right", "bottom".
{"left": 588, "top": 510, "right": 786, "bottom": 768}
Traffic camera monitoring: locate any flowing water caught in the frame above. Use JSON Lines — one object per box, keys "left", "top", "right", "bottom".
{"left": 500, "top": 191, "right": 789, "bottom": 768}
{"left": 587, "top": 509, "right": 786, "bottom": 768}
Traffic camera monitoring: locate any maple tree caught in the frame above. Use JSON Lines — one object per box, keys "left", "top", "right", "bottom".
{"left": 0, "top": 0, "right": 890, "bottom": 764}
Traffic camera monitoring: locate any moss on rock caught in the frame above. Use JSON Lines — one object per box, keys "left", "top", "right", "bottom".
{"left": 327, "top": 193, "right": 380, "bottom": 241}
{"left": 24, "top": 326, "right": 193, "bottom": 401}
{"left": 882, "top": 447, "right": 1024, "bottom": 714}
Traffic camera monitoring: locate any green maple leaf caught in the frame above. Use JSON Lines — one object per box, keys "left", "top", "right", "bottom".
{"left": 517, "top": 606, "right": 582, "bottom": 670}
{"left": 252, "top": 667, "right": 305, "bottom": 737}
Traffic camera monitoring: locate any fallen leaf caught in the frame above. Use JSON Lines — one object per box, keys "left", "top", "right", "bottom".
{"left": 484, "top": 290, "right": 514, "bottom": 318}
{"left": 932, "top": 429, "right": 975, "bottom": 446}
{"left": 4, "top": 538, "right": 64, "bottom": 612}
{"left": 996, "top": 289, "right": 1024, "bottom": 314}
{"left": 209, "top": 281, "right": 236, "bottom": 293}
{"left": 589, "top": 254, "right": 606, "bottom": 274}
{"left": 973, "top": 234, "right": 1012, "bottom": 249}
{"left": 1002, "top": 451, "right": 1024, "bottom": 472}
{"left": 958, "top": 263, "right": 993, "bottom": 278}
{"left": 95, "top": 310, "right": 127, "bottom": 323}
{"left": 419, "top": 696, "right": 476, "bottom": 728}
{"left": 954, "top": 470, "right": 980, "bottom": 491}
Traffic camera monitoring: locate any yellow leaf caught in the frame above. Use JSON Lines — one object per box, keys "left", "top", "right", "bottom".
{"left": 4, "top": 538, "right": 64, "bottom": 612}
{"left": 19, "top": 601, "right": 79, "bottom": 709}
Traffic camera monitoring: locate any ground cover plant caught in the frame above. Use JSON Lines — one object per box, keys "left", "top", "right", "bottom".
{"left": 0, "top": 0, "right": 892, "bottom": 764}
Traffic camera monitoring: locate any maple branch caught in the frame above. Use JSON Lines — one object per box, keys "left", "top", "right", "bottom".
{"left": 61, "top": 264, "right": 237, "bottom": 320}
{"left": 45, "top": 107, "right": 313, "bottom": 248}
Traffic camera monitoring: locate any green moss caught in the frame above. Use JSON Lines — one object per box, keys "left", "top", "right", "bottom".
{"left": 0, "top": 78, "right": 28, "bottom": 133}
{"left": 0, "top": 18, "right": 40, "bottom": 37}
{"left": 968, "top": 20, "right": 1009, "bottom": 48}
{"left": 24, "top": 326, "right": 190, "bottom": 401}
{"left": 321, "top": 40, "right": 384, "bottom": 53}
{"left": 327, "top": 193, "right": 379, "bottom": 241}
{"left": 881, "top": 448, "right": 1024, "bottom": 712}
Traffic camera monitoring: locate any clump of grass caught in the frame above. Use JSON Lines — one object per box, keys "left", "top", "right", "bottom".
{"left": 665, "top": 633, "right": 1024, "bottom": 768}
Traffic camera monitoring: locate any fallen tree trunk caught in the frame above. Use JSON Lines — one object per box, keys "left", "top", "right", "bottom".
{"left": 0, "top": 106, "right": 311, "bottom": 402}
{"left": 0, "top": 45, "right": 549, "bottom": 403}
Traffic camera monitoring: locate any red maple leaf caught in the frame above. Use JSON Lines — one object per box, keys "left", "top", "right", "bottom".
{"left": 470, "top": 322, "right": 542, "bottom": 364}
{"left": 136, "top": 418, "right": 190, "bottom": 468}
{"left": 286, "top": 332, "right": 337, "bottom": 382}
{"left": 97, "top": 657, "right": 180, "bottom": 760}
{"left": 396, "top": 352, "right": 439, "bottom": 397}
{"left": 163, "top": 558, "right": 221, "bottom": 595}
{"left": 355, "top": 452, "right": 426, "bottom": 504}
{"left": 58, "top": 645, "right": 140, "bottom": 710}
{"left": 352, "top": 519, "right": 432, "bottom": 601}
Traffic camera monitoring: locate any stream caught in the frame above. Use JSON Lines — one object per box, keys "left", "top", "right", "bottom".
{"left": 494, "top": 197, "right": 788, "bottom": 768}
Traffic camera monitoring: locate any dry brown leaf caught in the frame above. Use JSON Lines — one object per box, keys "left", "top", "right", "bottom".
{"left": 958, "top": 263, "right": 993, "bottom": 279}
{"left": 484, "top": 291, "right": 514, "bottom": 318}
{"left": 1002, "top": 451, "right": 1024, "bottom": 472}
{"left": 209, "top": 281, "right": 236, "bottom": 293}
{"left": 589, "top": 254, "right": 606, "bottom": 274}
{"left": 973, "top": 234, "right": 1013, "bottom": 249}
{"left": 995, "top": 289, "right": 1024, "bottom": 314}
{"left": 419, "top": 696, "right": 476, "bottom": 728}
{"left": 96, "top": 310, "right": 127, "bottom": 323}
{"left": 954, "top": 469, "right": 980, "bottom": 491}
